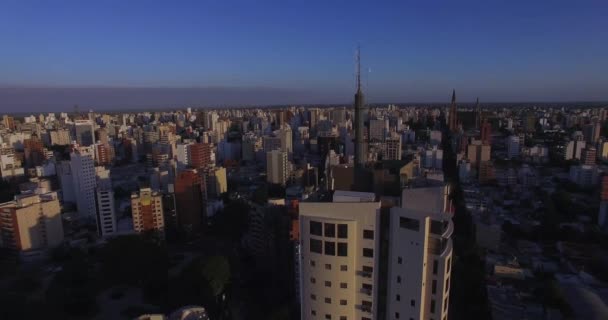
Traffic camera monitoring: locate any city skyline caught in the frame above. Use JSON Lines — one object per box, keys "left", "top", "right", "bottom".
{"left": 1, "top": 1, "right": 608, "bottom": 111}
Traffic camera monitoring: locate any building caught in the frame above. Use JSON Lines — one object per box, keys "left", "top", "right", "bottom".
{"left": 50, "top": 129, "right": 72, "bottom": 146}
{"left": 388, "top": 184, "right": 453, "bottom": 320}
{"left": 569, "top": 165, "right": 599, "bottom": 187}
{"left": 383, "top": 134, "right": 402, "bottom": 161}
{"left": 267, "top": 150, "right": 290, "bottom": 185}
{"left": 131, "top": 187, "right": 165, "bottom": 235}
{"left": 369, "top": 119, "right": 388, "bottom": 142}
{"left": 299, "top": 191, "right": 381, "bottom": 320}
{"left": 95, "top": 168, "right": 117, "bottom": 237}
{"left": 75, "top": 119, "right": 95, "bottom": 147}
{"left": 174, "top": 169, "right": 205, "bottom": 234}
{"left": 506, "top": 135, "right": 520, "bottom": 159}
{"left": 0, "top": 192, "right": 64, "bottom": 254}
{"left": 176, "top": 142, "right": 191, "bottom": 171}
{"left": 24, "top": 137, "right": 45, "bottom": 167}
{"left": 429, "top": 130, "right": 442, "bottom": 146}
{"left": 448, "top": 90, "right": 458, "bottom": 132}
{"left": 188, "top": 143, "right": 212, "bottom": 169}
{"left": 481, "top": 119, "right": 492, "bottom": 145}
{"left": 70, "top": 146, "right": 97, "bottom": 219}
{"left": 581, "top": 147, "right": 597, "bottom": 166}
{"left": 263, "top": 136, "right": 282, "bottom": 153}
{"left": 599, "top": 176, "right": 608, "bottom": 232}
{"left": 95, "top": 142, "right": 112, "bottom": 166}
{"left": 205, "top": 166, "right": 227, "bottom": 198}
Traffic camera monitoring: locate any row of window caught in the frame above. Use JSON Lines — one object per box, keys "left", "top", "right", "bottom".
{"left": 310, "top": 220, "right": 374, "bottom": 240}
{"left": 310, "top": 260, "right": 348, "bottom": 271}
{"left": 310, "top": 277, "right": 348, "bottom": 288}
{"left": 310, "top": 239, "right": 348, "bottom": 256}
{"left": 309, "top": 295, "right": 348, "bottom": 305}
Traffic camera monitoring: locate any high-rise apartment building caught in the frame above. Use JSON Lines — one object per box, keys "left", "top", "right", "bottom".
{"left": 299, "top": 191, "right": 380, "bottom": 320}
{"left": 383, "top": 134, "right": 402, "bottom": 161}
{"left": 175, "top": 169, "right": 205, "bottom": 234}
{"left": 70, "top": 146, "right": 97, "bottom": 219}
{"left": 24, "top": 137, "right": 45, "bottom": 168}
{"left": 581, "top": 147, "right": 597, "bottom": 166}
{"left": 0, "top": 192, "right": 64, "bottom": 253}
{"left": 75, "top": 119, "right": 95, "bottom": 147}
{"left": 131, "top": 187, "right": 165, "bottom": 235}
{"left": 50, "top": 129, "right": 72, "bottom": 146}
{"left": 95, "top": 168, "right": 117, "bottom": 237}
{"left": 388, "top": 184, "right": 453, "bottom": 320}
{"left": 267, "top": 150, "right": 289, "bottom": 185}
{"left": 188, "top": 143, "right": 212, "bottom": 169}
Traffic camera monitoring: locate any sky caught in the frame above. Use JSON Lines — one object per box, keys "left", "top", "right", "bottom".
{"left": 1, "top": 0, "right": 607, "bottom": 111}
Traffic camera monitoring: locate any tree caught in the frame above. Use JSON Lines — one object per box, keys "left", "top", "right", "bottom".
{"left": 202, "top": 256, "right": 231, "bottom": 298}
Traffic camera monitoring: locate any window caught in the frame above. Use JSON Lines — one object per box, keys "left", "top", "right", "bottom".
{"left": 325, "top": 314, "right": 331, "bottom": 320}
{"left": 338, "top": 224, "right": 348, "bottom": 238}
{"left": 311, "top": 294, "right": 316, "bottom": 300}
{"left": 397, "top": 257, "right": 402, "bottom": 264}
{"left": 311, "top": 277, "right": 316, "bottom": 284}
{"left": 362, "top": 283, "right": 373, "bottom": 291}
{"left": 325, "top": 263, "right": 331, "bottom": 270}
{"left": 325, "top": 281, "right": 332, "bottom": 287}
{"left": 396, "top": 294, "right": 400, "bottom": 301}
{"left": 325, "top": 241, "right": 336, "bottom": 255}
{"left": 340, "top": 282, "right": 348, "bottom": 289}
{"left": 432, "top": 280, "right": 437, "bottom": 294}
{"left": 339, "top": 317, "right": 347, "bottom": 320}
{"left": 363, "top": 248, "right": 374, "bottom": 258}
{"left": 433, "top": 260, "right": 438, "bottom": 275}
{"left": 363, "top": 229, "right": 374, "bottom": 239}
{"left": 363, "top": 266, "right": 373, "bottom": 274}
{"left": 310, "top": 260, "right": 316, "bottom": 267}
{"left": 397, "top": 276, "right": 401, "bottom": 283}
{"left": 340, "top": 299, "right": 347, "bottom": 306}
{"left": 445, "top": 277, "right": 450, "bottom": 293}
{"left": 430, "top": 299, "right": 436, "bottom": 313}
{"left": 340, "top": 265, "right": 348, "bottom": 271}
{"left": 311, "top": 239, "right": 322, "bottom": 254}
{"left": 325, "top": 297, "right": 332, "bottom": 304}
{"left": 324, "top": 223, "right": 335, "bottom": 237}
{"left": 444, "top": 297, "right": 448, "bottom": 311}
{"left": 446, "top": 257, "right": 451, "bottom": 273}
{"left": 399, "top": 217, "right": 420, "bottom": 231}
{"left": 395, "top": 312, "right": 400, "bottom": 319}
{"left": 310, "top": 221, "right": 322, "bottom": 236}
{"left": 411, "top": 299, "right": 415, "bottom": 307}
{"left": 338, "top": 242, "right": 348, "bottom": 256}
{"left": 311, "top": 310, "right": 316, "bottom": 316}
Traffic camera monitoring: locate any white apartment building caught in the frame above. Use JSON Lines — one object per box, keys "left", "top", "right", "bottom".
{"left": 95, "top": 167, "right": 117, "bottom": 237}
{"left": 299, "top": 191, "right": 380, "bottom": 320}
{"left": 266, "top": 150, "right": 289, "bottom": 185}
{"left": 388, "top": 184, "right": 453, "bottom": 320}
{"left": 70, "top": 146, "right": 97, "bottom": 219}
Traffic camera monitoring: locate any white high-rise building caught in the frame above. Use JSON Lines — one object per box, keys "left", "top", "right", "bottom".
{"left": 95, "top": 167, "right": 117, "bottom": 237}
{"left": 70, "top": 146, "right": 97, "bottom": 219}
{"left": 266, "top": 150, "right": 289, "bottom": 185}
{"left": 506, "top": 135, "right": 520, "bottom": 159}
{"left": 176, "top": 142, "right": 192, "bottom": 171}
{"left": 299, "top": 191, "right": 380, "bottom": 320}
{"left": 388, "top": 184, "right": 453, "bottom": 320}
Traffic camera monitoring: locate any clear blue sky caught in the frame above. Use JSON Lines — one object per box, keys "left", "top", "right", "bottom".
{"left": 1, "top": 0, "right": 607, "bottom": 106}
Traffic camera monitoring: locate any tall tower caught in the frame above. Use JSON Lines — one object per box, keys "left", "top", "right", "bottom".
{"left": 448, "top": 89, "right": 458, "bottom": 132}
{"left": 354, "top": 48, "right": 366, "bottom": 169}
{"left": 475, "top": 97, "right": 481, "bottom": 130}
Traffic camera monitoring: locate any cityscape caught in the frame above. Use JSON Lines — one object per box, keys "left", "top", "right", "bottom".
{"left": 1, "top": 2, "right": 608, "bottom": 320}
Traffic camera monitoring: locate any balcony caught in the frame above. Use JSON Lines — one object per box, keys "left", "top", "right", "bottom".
{"left": 360, "top": 287, "right": 372, "bottom": 296}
